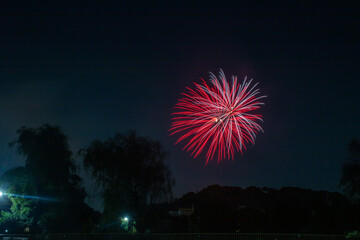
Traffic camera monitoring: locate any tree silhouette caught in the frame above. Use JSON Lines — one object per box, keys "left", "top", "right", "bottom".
{"left": 0, "top": 167, "right": 37, "bottom": 233}
{"left": 10, "top": 125, "right": 83, "bottom": 198}
{"left": 5, "top": 124, "right": 95, "bottom": 233}
{"left": 80, "top": 130, "right": 174, "bottom": 231}
{"left": 340, "top": 138, "right": 360, "bottom": 201}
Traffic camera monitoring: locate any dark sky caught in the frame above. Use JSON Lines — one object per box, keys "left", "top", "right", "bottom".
{"left": 0, "top": 1, "right": 359, "bottom": 210}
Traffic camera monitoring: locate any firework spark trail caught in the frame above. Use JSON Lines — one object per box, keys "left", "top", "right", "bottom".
{"left": 170, "top": 69, "right": 266, "bottom": 164}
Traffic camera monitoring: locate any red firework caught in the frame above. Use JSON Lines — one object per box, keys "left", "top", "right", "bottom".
{"left": 170, "top": 69, "right": 266, "bottom": 164}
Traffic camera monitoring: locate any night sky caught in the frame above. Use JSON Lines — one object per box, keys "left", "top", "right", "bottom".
{"left": 0, "top": 1, "right": 359, "bottom": 210}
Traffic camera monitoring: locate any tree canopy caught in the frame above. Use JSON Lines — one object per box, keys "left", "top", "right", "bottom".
{"left": 0, "top": 124, "right": 96, "bottom": 233}
{"left": 80, "top": 131, "right": 174, "bottom": 230}
{"left": 9, "top": 124, "right": 84, "bottom": 200}
{"left": 0, "top": 167, "right": 36, "bottom": 233}
{"left": 340, "top": 138, "right": 360, "bottom": 201}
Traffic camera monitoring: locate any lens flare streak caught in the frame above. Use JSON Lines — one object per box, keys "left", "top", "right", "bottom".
{"left": 170, "top": 69, "right": 266, "bottom": 164}
{"left": 5, "top": 193, "right": 59, "bottom": 202}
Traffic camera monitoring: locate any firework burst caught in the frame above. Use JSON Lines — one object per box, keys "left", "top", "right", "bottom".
{"left": 170, "top": 69, "right": 266, "bottom": 164}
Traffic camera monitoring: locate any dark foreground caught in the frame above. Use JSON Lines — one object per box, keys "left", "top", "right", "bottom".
{"left": 0, "top": 233, "right": 346, "bottom": 240}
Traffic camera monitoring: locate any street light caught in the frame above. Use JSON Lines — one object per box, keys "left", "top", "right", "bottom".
{"left": 123, "top": 217, "right": 129, "bottom": 222}
{"left": 0, "top": 191, "right": 3, "bottom": 197}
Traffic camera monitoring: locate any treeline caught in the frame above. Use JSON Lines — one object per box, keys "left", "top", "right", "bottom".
{"left": 0, "top": 124, "right": 359, "bottom": 234}
{"left": 0, "top": 124, "right": 174, "bottom": 233}
{"left": 159, "top": 139, "right": 360, "bottom": 234}
{"left": 149, "top": 139, "right": 360, "bottom": 234}
{"left": 158, "top": 185, "right": 359, "bottom": 233}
